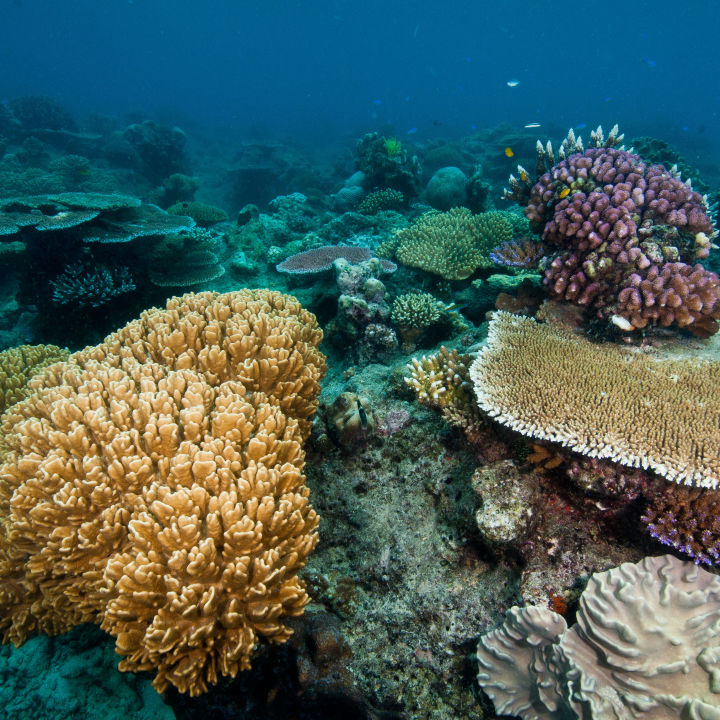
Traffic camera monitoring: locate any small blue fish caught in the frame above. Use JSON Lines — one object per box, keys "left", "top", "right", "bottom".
{"left": 465, "top": 56, "right": 472, "bottom": 62}
{"left": 407, "top": 127, "right": 417, "bottom": 134}
{"left": 506, "top": 79, "right": 520, "bottom": 88}
{"left": 642, "top": 57, "right": 657, "bottom": 68}
{"left": 575, "top": 122, "right": 587, "bottom": 129}
{"left": 524, "top": 122, "right": 541, "bottom": 128}
{"left": 372, "top": 99, "right": 382, "bottom": 105}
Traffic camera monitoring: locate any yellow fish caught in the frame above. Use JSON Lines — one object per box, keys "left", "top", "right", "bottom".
{"left": 504, "top": 147, "right": 514, "bottom": 157}
{"left": 520, "top": 170, "right": 528, "bottom": 182}
{"left": 558, "top": 187, "right": 571, "bottom": 199}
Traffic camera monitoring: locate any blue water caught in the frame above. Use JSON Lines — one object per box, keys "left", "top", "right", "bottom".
{"left": 1, "top": 0, "right": 719, "bottom": 168}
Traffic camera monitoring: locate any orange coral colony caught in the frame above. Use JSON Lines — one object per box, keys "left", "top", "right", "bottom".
{"left": 0, "top": 289, "right": 326, "bottom": 696}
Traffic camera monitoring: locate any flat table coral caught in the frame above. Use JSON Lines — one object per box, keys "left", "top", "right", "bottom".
{"left": 0, "top": 289, "right": 326, "bottom": 696}
{"left": 470, "top": 311, "right": 720, "bottom": 488}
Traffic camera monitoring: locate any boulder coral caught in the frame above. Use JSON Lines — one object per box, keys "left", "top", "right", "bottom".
{"left": 0, "top": 289, "right": 326, "bottom": 696}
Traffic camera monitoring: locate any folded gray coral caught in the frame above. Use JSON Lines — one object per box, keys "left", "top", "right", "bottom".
{"left": 477, "top": 554, "right": 720, "bottom": 719}
{"left": 0, "top": 192, "right": 193, "bottom": 240}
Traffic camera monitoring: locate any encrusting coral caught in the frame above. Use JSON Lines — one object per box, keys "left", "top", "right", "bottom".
{"left": 0, "top": 289, "right": 326, "bottom": 696}
{"left": 470, "top": 311, "right": 720, "bottom": 488}
{"left": 477, "top": 554, "right": 720, "bottom": 719}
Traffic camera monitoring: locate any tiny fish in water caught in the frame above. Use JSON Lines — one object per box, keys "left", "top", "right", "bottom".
{"left": 520, "top": 170, "right": 529, "bottom": 182}
{"left": 506, "top": 79, "right": 520, "bottom": 87}
{"left": 504, "top": 147, "right": 514, "bottom": 157}
{"left": 524, "top": 122, "right": 541, "bottom": 128}
{"left": 558, "top": 187, "right": 571, "bottom": 199}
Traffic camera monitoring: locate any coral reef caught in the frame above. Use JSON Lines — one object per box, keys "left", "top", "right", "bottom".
{"left": 0, "top": 290, "right": 326, "bottom": 696}
{"left": 0, "top": 625, "right": 173, "bottom": 720}
{"left": 355, "top": 132, "right": 422, "bottom": 198}
{"left": 7, "top": 96, "right": 77, "bottom": 132}
{"left": 471, "top": 311, "right": 720, "bottom": 487}
{"left": 145, "top": 228, "right": 226, "bottom": 288}
{"left": 405, "top": 346, "right": 483, "bottom": 437}
{"left": 526, "top": 145, "right": 720, "bottom": 333}
{"left": 390, "top": 291, "right": 444, "bottom": 349}
{"left": 123, "top": 120, "right": 188, "bottom": 183}
{"left": 331, "top": 257, "right": 397, "bottom": 362}
{"left": 477, "top": 554, "right": 720, "bottom": 719}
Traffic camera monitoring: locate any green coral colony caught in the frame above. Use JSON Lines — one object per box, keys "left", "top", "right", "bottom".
{"left": 0, "top": 107, "right": 719, "bottom": 720}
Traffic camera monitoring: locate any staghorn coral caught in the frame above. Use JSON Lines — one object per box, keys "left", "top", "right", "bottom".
{"left": 394, "top": 208, "right": 484, "bottom": 280}
{"left": 393, "top": 208, "right": 522, "bottom": 280}
{"left": 0, "top": 343, "right": 68, "bottom": 415}
{"left": 50, "top": 261, "right": 135, "bottom": 307}
{"left": 0, "top": 290, "right": 326, "bottom": 696}
{"left": 470, "top": 311, "right": 720, "bottom": 488}
{"left": 391, "top": 292, "right": 442, "bottom": 328}
{"left": 477, "top": 554, "right": 720, "bottom": 719}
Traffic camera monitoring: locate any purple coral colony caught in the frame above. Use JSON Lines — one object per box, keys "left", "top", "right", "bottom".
{"left": 0, "top": 96, "right": 720, "bottom": 720}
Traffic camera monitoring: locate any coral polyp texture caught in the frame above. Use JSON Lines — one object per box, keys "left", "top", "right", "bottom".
{"left": 526, "top": 146, "right": 720, "bottom": 333}
{"left": 0, "top": 344, "right": 68, "bottom": 415}
{"left": 0, "top": 289, "right": 326, "bottom": 696}
{"left": 476, "top": 554, "right": 720, "bottom": 719}
{"left": 642, "top": 484, "right": 720, "bottom": 566}
{"left": 390, "top": 208, "right": 523, "bottom": 280}
{"left": 470, "top": 312, "right": 720, "bottom": 488}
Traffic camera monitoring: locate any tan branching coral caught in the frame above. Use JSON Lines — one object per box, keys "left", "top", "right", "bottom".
{"left": 395, "top": 208, "right": 484, "bottom": 279}
{"left": 0, "top": 343, "right": 68, "bottom": 415}
{"left": 470, "top": 311, "right": 720, "bottom": 488}
{"left": 406, "top": 346, "right": 482, "bottom": 431}
{"left": 0, "top": 290, "right": 326, "bottom": 696}
{"left": 393, "top": 208, "right": 519, "bottom": 280}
